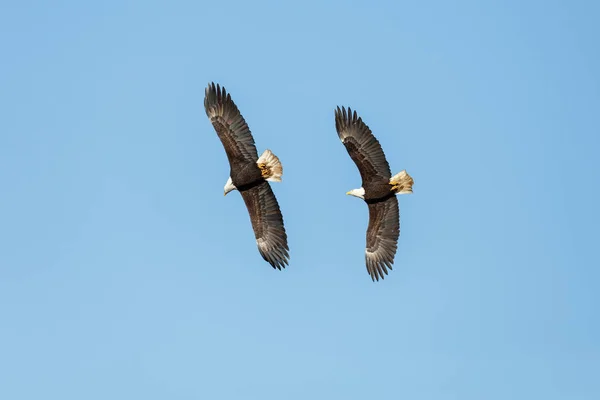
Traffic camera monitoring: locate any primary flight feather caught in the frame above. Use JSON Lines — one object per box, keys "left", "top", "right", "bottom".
{"left": 204, "top": 82, "right": 289, "bottom": 270}
{"left": 335, "top": 106, "right": 414, "bottom": 281}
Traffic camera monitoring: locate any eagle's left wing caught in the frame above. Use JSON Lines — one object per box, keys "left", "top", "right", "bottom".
{"left": 334, "top": 106, "right": 392, "bottom": 186}
{"left": 204, "top": 82, "right": 259, "bottom": 164}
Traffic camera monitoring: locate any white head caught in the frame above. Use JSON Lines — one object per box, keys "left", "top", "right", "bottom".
{"left": 346, "top": 187, "right": 365, "bottom": 199}
{"left": 224, "top": 177, "right": 237, "bottom": 196}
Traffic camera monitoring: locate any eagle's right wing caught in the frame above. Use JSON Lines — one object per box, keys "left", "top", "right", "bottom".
{"left": 365, "top": 196, "right": 400, "bottom": 281}
{"left": 240, "top": 181, "right": 289, "bottom": 270}
{"left": 204, "top": 82, "right": 259, "bottom": 164}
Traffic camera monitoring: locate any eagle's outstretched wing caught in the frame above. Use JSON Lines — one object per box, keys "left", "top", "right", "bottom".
{"left": 204, "top": 82, "right": 259, "bottom": 164}
{"left": 240, "top": 181, "right": 289, "bottom": 270}
{"left": 335, "top": 106, "right": 391, "bottom": 185}
{"left": 365, "top": 196, "right": 400, "bottom": 281}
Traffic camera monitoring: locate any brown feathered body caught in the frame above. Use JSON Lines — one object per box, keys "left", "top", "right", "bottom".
{"left": 335, "top": 106, "right": 414, "bottom": 282}
{"left": 204, "top": 83, "right": 289, "bottom": 270}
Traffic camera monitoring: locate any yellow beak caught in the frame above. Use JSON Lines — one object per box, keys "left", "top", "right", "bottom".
{"left": 346, "top": 191, "right": 351, "bottom": 195}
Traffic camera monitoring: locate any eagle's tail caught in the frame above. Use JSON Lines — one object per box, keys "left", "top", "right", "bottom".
{"left": 257, "top": 149, "right": 283, "bottom": 182}
{"left": 390, "top": 170, "right": 414, "bottom": 194}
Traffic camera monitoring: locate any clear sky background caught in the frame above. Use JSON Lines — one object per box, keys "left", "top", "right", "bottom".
{"left": 1, "top": 1, "right": 598, "bottom": 399}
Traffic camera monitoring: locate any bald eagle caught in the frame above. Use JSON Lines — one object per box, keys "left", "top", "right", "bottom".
{"left": 204, "top": 83, "right": 289, "bottom": 270}
{"left": 335, "top": 106, "right": 414, "bottom": 281}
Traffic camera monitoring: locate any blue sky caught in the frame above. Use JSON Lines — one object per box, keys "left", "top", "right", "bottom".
{"left": 1, "top": 0, "right": 599, "bottom": 398}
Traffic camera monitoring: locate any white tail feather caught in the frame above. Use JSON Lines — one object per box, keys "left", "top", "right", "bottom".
{"left": 390, "top": 170, "right": 414, "bottom": 194}
{"left": 257, "top": 149, "right": 283, "bottom": 182}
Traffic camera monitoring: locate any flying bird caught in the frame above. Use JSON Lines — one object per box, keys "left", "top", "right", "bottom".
{"left": 335, "top": 106, "right": 414, "bottom": 281}
{"left": 204, "top": 82, "right": 289, "bottom": 270}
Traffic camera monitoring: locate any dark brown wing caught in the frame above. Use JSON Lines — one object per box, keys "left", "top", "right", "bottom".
{"left": 365, "top": 196, "right": 400, "bottom": 281}
{"left": 240, "top": 181, "right": 289, "bottom": 270}
{"left": 335, "top": 106, "right": 391, "bottom": 185}
{"left": 204, "top": 82, "right": 259, "bottom": 165}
